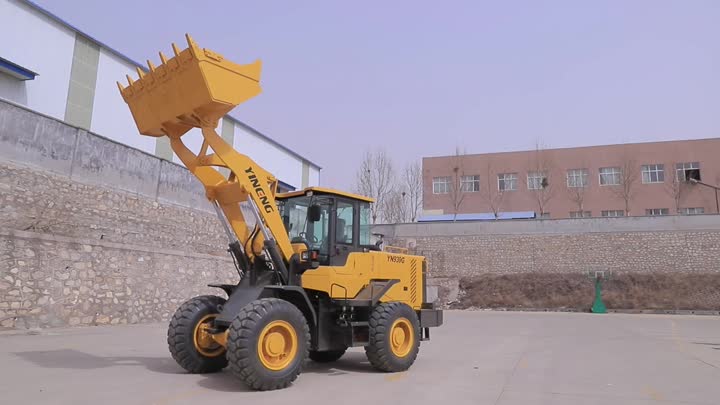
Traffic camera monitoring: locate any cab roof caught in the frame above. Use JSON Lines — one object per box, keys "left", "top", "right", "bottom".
{"left": 276, "top": 186, "right": 375, "bottom": 203}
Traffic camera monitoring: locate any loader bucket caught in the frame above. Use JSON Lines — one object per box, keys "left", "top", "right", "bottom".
{"left": 117, "top": 34, "right": 261, "bottom": 137}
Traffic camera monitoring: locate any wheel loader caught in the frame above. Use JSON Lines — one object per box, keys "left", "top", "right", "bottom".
{"left": 117, "top": 34, "right": 443, "bottom": 391}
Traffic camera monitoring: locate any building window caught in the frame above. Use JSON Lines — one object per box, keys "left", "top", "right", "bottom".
{"left": 676, "top": 162, "right": 701, "bottom": 182}
{"left": 460, "top": 175, "right": 480, "bottom": 192}
{"left": 681, "top": 207, "right": 704, "bottom": 215}
{"left": 498, "top": 173, "right": 517, "bottom": 191}
{"left": 641, "top": 164, "right": 664, "bottom": 183}
{"left": 527, "top": 171, "right": 548, "bottom": 190}
{"left": 645, "top": 208, "right": 669, "bottom": 216}
{"left": 599, "top": 167, "right": 621, "bottom": 186}
{"left": 601, "top": 210, "right": 625, "bottom": 217}
{"left": 567, "top": 169, "right": 589, "bottom": 188}
{"left": 569, "top": 211, "right": 591, "bottom": 218}
{"left": 432, "top": 176, "right": 451, "bottom": 194}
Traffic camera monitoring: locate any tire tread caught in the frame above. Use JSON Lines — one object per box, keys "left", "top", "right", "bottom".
{"left": 167, "top": 295, "right": 228, "bottom": 373}
{"left": 226, "top": 298, "right": 310, "bottom": 391}
{"left": 364, "top": 302, "right": 420, "bottom": 372}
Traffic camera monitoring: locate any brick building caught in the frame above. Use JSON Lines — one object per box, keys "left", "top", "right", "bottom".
{"left": 422, "top": 138, "right": 720, "bottom": 220}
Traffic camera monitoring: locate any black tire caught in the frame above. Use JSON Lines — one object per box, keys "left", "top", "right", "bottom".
{"left": 308, "top": 348, "right": 347, "bottom": 363}
{"left": 167, "top": 295, "right": 228, "bottom": 373}
{"left": 365, "top": 302, "right": 420, "bottom": 372}
{"left": 226, "top": 298, "right": 310, "bottom": 391}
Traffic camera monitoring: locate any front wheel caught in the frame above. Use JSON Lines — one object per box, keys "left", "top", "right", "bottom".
{"left": 167, "top": 295, "right": 228, "bottom": 373}
{"left": 226, "top": 298, "right": 310, "bottom": 391}
{"left": 365, "top": 302, "right": 420, "bottom": 372}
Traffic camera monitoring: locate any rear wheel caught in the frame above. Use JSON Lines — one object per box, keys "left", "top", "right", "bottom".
{"left": 226, "top": 298, "right": 310, "bottom": 391}
{"left": 309, "top": 348, "right": 347, "bottom": 363}
{"left": 365, "top": 302, "right": 420, "bottom": 372}
{"left": 167, "top": 295, "right": 228, "bottom": 373}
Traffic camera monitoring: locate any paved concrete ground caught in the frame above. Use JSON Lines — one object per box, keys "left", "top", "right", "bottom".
{"left": 1, "top": 310, "right": 719, "bottom": 405}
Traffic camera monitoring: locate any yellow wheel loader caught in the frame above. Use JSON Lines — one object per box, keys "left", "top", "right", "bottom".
{"left": 117, "top": 34, "right": 443, "bottom": 391}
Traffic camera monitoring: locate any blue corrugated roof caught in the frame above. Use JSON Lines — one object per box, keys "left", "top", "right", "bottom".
{"left": 277, "top": 180, "right": 296, "bottom": 191}
{"left": 418, "top": 211, "right": 537, "bottom": 222}
{"left": 0, "top": 56, "right": 38, "bottom": 80}
{"left": 19, "top": 0, "right": 322, "bottom": 170}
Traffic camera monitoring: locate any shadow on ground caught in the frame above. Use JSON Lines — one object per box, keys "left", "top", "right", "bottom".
{"left": 195, "top": 351, "right": 378, "bottom": 392}
{"left": 692, "top": 342, "right": 720, "bottom": 350}
{"left": 13, "top": 349, "right": 183, "bottom": 373}
{"left": 14, "top": 349, "right": 379, "bottom": 392}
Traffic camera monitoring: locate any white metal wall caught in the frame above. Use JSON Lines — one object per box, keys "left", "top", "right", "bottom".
{"left": 1, "top": 0, "right": 321, "bottom": 190}
{"left": 309, "top": 168, "right": 320, "bottom": 188}
{"left": 0, "top": 73, "right": 26, "bottom": 104}
{"left": 0, "top": 0, "right": 75, "bottom": 120}
{"left": 233, "top": 123, "right": 303, "bottom": 188}
{"left": 90, "top": 49, "right": 156, "bottom": 154}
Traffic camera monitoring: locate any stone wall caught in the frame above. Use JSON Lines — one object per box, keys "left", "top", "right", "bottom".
{"left": 0, "top": 99, "right": 239, "bottom": 329}
{"left": 0, "top": 229, "right": 235, "bottom": 328}
{"left": 0, "top": 161, "right": 237, "bottom": 329}
{"left": 0, "top": 162, "right": 227, "bottom": 255}
{"left": 373, "top": 217, "right": 720, "bottom": 308}
{"left": 0, "top": 99, "right": 212, "bottom": 212}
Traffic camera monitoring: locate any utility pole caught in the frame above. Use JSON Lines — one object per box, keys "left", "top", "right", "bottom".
{"left": 688, "top": 178, "right": 720, "bottom": 213}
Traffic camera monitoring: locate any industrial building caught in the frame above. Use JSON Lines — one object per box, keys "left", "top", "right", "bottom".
{"left": 422, "top": 138, "right": 720, "bottom": 220}
{"left": 0, "top": 0, "right": 320, "bottom": 192}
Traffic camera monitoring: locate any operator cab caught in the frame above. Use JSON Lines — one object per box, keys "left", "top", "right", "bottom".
{"left": 277, "top": 187, "right": 377, "bottom": 266}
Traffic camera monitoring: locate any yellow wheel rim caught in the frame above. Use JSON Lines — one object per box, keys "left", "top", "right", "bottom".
{"left": 390, "top": 318, "right": 414, "bottom": 358}
{"left": 257, "top": 320, "right": 298, "bottom": 371}
{"left": 193, "top": 314, "right": 225, "bottom": 357}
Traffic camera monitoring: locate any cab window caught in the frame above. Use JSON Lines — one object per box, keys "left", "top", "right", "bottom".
{"left": 359, "top": 202, "right": 371, "bottom": 245}
{"left": 279, "top": 196, "right": 331, "bottom": 256}
{"left": 335, "top": 201, "right": 354, "bottom": 245}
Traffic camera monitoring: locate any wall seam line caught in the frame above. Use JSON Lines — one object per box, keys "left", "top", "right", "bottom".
{"left": 0, "top": 229, "right": 233, "bottom": 262}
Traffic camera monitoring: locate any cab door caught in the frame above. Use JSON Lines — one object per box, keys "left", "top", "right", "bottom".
{"left": 330, "top": 199, "right": 356, "bottom": 269}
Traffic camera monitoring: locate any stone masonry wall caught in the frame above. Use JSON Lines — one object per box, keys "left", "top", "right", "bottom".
{"left": 400, "top": 231, "right": 720, "bottom": 280}
{"left": 0, "top": 161, "right": 237, "bottom": 329}
{"left": 0, "top": 230, "right": 235, "bottom": 328}
{"left": 0, "top": 162, "right": 227, "bottom": 254}
{"left": 373, "top": 219, "right": 720, "bottom": 308}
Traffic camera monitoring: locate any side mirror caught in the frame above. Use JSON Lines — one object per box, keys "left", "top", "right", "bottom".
{"left": 308, "top": 204, "right": 321, "bottom": 222}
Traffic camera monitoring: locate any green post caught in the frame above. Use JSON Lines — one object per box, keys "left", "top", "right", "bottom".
{"left": 591, "top": 276, "right": 607, "bottom": 314}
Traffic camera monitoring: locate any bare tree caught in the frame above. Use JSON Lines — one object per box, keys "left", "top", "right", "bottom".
{"left": 567, "top": 187, "right": 587, "bottom": 213}
{"left": 403, "top": 161, "right": 423, "bottom": 222}
{"left": 447, "top": 147, "right": 467, "bottom": 221}
{"left": 354, "top": 149, "right": 395, "bottom": 223}
{"left": 377, "top": 161, "right": 423, "bottom": 224}
{"left": 566, "top": 166, "right": 589, "bottom": 214}
{"left": 479, "top": 162, "right": 505, "bottom": 218}
{"left": 527, "top": 143, "right": 555, "bottom": 216}
{"left": 665, "top": 165, "right": 687, "bottom": 214}
{"left": 611, "top": 155, "right": 639, "bottom": 215}
{"left": 381, "top": 189, "right": 408, "bottom": 223}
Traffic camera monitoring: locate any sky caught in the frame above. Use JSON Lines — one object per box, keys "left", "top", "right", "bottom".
{"left": 34, "top": 0, "right": 720, "bottom": 190}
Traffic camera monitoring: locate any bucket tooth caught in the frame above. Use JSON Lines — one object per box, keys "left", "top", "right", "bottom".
{"left": 159, "top": 51, "right": 168, "bottom": 64}
{"left": 126, "top": 75, "right": 134, "bottom": 86}
{"left": 185, "top": 33, "right": 194, "bottom": 46}
{"left": 185, "top": 33, "right": 199, "bottom": 55}
{"left": 116, "top": 81, "right": 124, "bottom": 92}
{"left": 136, "top": 67, "right": 145, "bottom": 78}
{"left": 147, "top": 60, "right": 156, "bottom": 72}
{"left": 172, "top": 43, "right": 181, "bottom": 57}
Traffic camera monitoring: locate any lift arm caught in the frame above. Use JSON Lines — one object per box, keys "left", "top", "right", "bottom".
{"left": 117, "top": 34, "right": 296, "bottom": 282}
